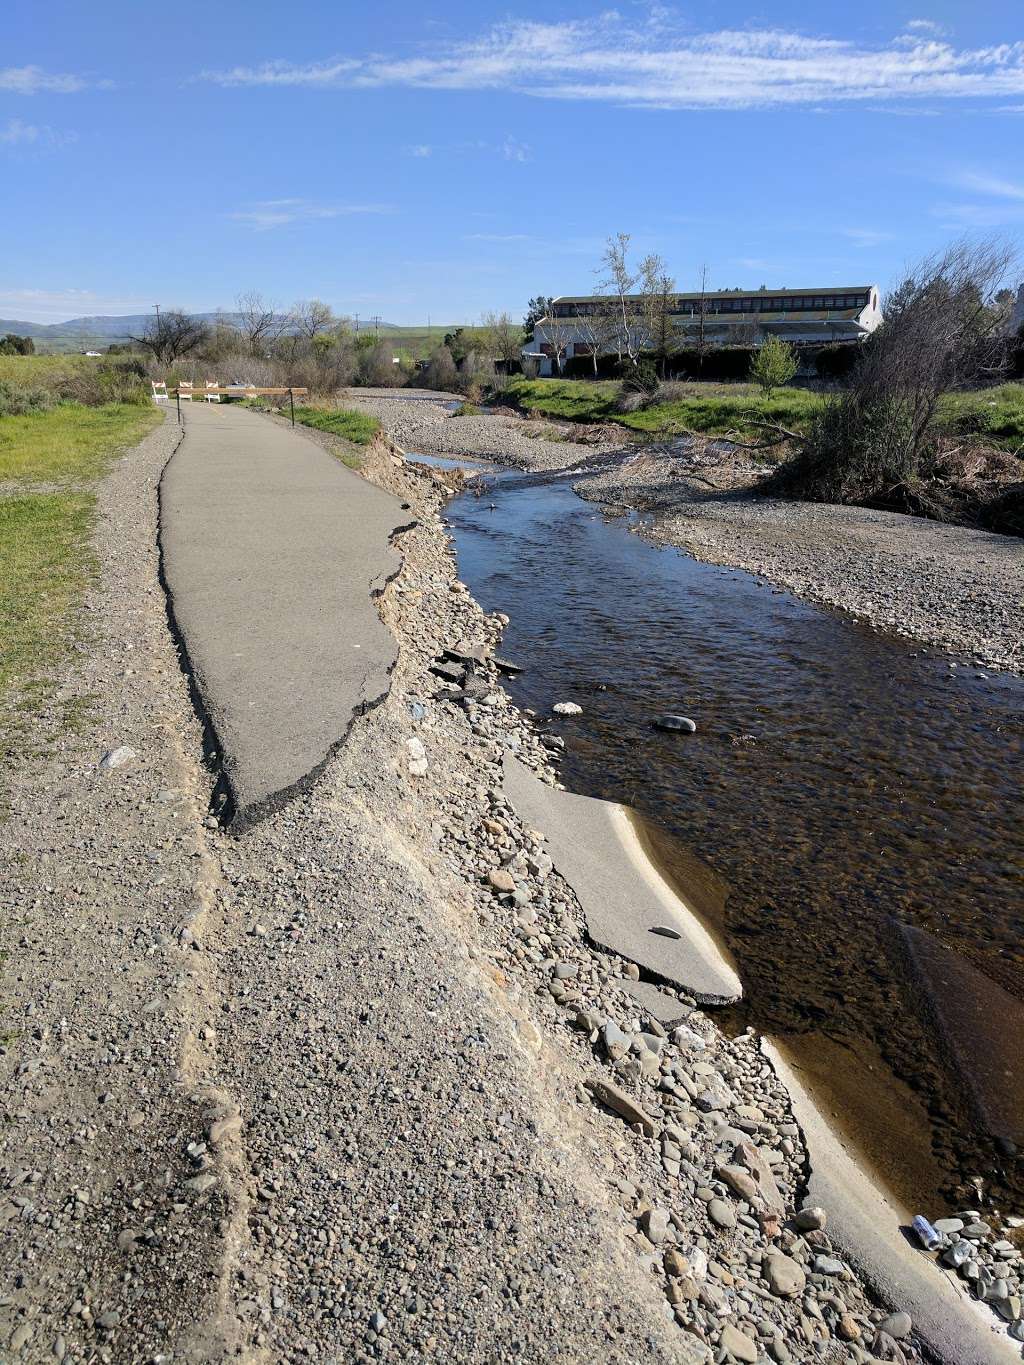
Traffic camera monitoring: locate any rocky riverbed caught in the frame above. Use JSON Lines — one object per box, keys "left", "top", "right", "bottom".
{"left": 346, "top": 391, "right": 1024, "bottom": 676}
{"left": 0, "top": 407, "right": 1018, "bottom": 1362}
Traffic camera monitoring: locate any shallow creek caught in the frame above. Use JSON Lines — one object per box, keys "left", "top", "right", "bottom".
{"left": 413, "top": 449, "right": 1024, "bottom": 1219}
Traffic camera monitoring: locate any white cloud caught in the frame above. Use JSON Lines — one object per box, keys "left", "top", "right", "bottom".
{"left": 0, "top": 117, "right": 77, "bottom": 149}
{"left": 0, "top": 65, "right": 90, "bottom": 94}
{"left": 228, "top": 198, "right": 393, "bottom": 230}
{"left": 407, "top": 143, "right": 432, "bottom": 157}
{"left": 196, "top": 19, "right": 1024, "bottom": 111}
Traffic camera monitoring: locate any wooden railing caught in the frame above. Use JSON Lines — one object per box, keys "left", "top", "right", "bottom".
{"left": 169, "top": 386, "right": 309, "bottom": 424}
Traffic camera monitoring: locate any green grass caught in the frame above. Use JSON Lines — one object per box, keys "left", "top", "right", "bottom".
{"left": 0, "top": 401, "right": 161, "bottom": 761}
{"left": 501, "top": 376, "right": 1024, "bottom": 449}
{"left": 938, "top": 384, "right": 1024, "bottom": 451}
{"left": 0, "top": 402, "right": 159, "bottom": 484}
{"left": 292, "top": 405, "right": 381, "bottom": 446}
{"left": 0, "top": 353, "right": 97, "bottom": 383}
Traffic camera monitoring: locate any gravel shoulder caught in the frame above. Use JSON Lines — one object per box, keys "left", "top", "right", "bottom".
{"left": 2, "top": 404, "right": 1016, "bottom": 1362}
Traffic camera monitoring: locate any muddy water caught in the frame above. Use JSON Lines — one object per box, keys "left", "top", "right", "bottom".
{"left": 420, "top": 452, "right": 1024, "bottom": 1217}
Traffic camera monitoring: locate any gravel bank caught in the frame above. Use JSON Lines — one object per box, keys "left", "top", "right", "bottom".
{"left": 346, "top": 395, "right": 1023, "bottom": 674}
{"left": 343, "top": 388, "right": 626, "bottom": 471}
{"left": 573, "top": 445, "right": 1024, "bottom": 676}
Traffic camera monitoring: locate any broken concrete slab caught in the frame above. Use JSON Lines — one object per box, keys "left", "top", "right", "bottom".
{"left": 502, "top": 756, "right": 741, "bottom": 1004}
{"left": 900, "top": 923, "right": 1024, "bottom": 1146}
{"left": 765, "top": 1040, "right": 1019, "bottom": 1365}
{"left": 619, "top": 979, "right": 695, "bottom": 1028}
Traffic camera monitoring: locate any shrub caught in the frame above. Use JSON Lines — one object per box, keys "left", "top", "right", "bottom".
{"left": 618, "top": 358, "right": 660, "bottom": 400}
{"left": 0, "top": 379, "right": 55, "bottom": 416}
{"left": 421, "top": 345, "right": 458, "bottom": 391}
{"left": 750, "top": 336, "right": 798, "bottom": 398}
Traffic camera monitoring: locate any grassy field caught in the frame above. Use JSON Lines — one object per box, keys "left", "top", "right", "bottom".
{"left": 0, "top": 401, "right": 160, "bottom": 758}
{"left": 500, "top": 377, "right": 1024, "bottom": 449}
{"left": 0, "top": 353, "right": 97, "bottom": 384}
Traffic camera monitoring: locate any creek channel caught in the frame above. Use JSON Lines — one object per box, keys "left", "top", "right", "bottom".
{"left": 411, "top": 448, "right": 1024, "bottom": 1220}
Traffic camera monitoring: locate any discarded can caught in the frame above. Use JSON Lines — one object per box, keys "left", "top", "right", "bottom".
{"left": 912, "top": 1215, "right": 942, "bottom": 1250}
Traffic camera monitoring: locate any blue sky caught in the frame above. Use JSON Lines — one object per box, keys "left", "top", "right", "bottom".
{"left": 2, "top": 1, "right": 1023, "bottom": 324}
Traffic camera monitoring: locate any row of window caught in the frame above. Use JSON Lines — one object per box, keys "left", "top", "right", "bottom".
{"left": 552, "top": 292, "right": 872, "bottom": 319}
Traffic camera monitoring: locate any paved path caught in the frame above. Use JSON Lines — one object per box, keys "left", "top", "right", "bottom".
{"left": 160, "top": 403, "right": 406, "bottom": 823}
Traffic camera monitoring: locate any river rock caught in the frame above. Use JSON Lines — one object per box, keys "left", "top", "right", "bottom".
{"left": 552, "top": 701, "right": 582, "bottom": 715}
{"left": 583, "top": 1077, "right": 656, "bottom": 1137}
{"left": 99, "top": 745, "right": 136, "bottom": 770}
{"left": 487, "top": 869, "right": 516, "bottom": 893}
{"left": 653, "top": 715, "right": 697, "bottom": 734}
{"left": 795, "top": 1205, "right": 827, "bottom": 1231}
{"left": 639, "top": 1207, "right": 671, "bottom": 1245}
{"left": 878, "top": 1311, "right": 912, "bottom": 1340}
{"left": 707, "top": 1198, "right": 736, "bottom": 1230}
{"left": 763, "top": 1251, "right": 806, "bottom": 1297}
{"left": 719, "top": 1323, "right": 758, "bottom": 1362}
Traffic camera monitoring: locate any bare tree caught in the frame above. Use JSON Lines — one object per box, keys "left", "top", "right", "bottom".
{"left": 597, "top": 232, "right": 641, "bottom": 366}
{"left": 292, "top": 299, "right": 336, "bottom": 341}
{"left": 764, "top": 238, "right": 1018, "bottom": 507}
{"left": 639, "top": 254, "right": 676, "bottom": 376}
{"left": 479, "top": 310, "right": 525, "bottom": 372}
{"left": 130, "top": 309, "right": 210, "bottom": 365}
{"left": 573, "top": 296, "right": 620, "bottom": 375}
{"left": 538, "top": 305, "right": 576, "bottom": 377}
{"left": 236, "top": 291, "right": 290, "bottom": 355}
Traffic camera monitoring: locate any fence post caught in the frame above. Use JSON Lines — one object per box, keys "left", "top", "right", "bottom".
{"left": 289, "top": 388, "right": 295, "bottom": 426}
{"left": 176, "top": 390, "right": 182, "bottom": 426}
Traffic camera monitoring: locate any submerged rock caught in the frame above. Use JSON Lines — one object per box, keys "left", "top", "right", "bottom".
{"left": 652, "top": 715, "right": 697, "bottom": 733}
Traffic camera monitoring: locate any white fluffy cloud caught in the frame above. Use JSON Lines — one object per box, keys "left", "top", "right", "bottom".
{"left": 198, "top": 18, "right": 1024, "bottom": 110}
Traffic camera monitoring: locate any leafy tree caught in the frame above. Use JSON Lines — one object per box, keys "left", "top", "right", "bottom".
{"left": 443, "top": 327, "right": 470, "bottom": 363}
{"left": 524, "top": 296, "right": 553, "bottom": 337}
{"left": 750, "top": 335, "right": 798, "bottom": 397}
{"left": 0, "top": 333, "right": 35, "bottom": 355}
{"left": 422, "top": 345, "right": 458, "bottom": 391}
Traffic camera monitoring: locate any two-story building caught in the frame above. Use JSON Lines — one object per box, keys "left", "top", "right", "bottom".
{"left": 526, "top": 285, "right": 883, "bottom": 375}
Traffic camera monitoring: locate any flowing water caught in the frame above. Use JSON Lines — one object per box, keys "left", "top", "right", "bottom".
{"left": 414, "top": 450, "right": 1024, "bottom": 1217}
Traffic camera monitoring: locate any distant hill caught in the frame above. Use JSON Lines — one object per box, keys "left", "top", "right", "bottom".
{"left": 0, "top": 313, "right": 461, "bottom": 355}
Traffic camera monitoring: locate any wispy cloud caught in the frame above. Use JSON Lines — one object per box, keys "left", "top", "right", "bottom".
{"left": 197, "top": 19, "right": 1024, "bottom": 111}
{"left": 501, "top": 135, "right": 531, "bottom": 162}
{"left": 407, "top": 143, "right": 432, "bottom": 157}
{"left": 950, "top": 169, "right": 1024, "bottom": 200}
{"left": 905, "top": 19, "right": 949, "bottom": 38}
{"left": 933, "top": 169, "right": 1024, "bottom": 227}
{"left": 841, "top": 227, "right": 894, "bottom": 247}
{"left": 464, "top": 232, "right": 535, "bottom": 243}
{"left": 228, "top": 198, "right": 393, "bottom": 230}
{"left": 0, "top": 288, "right": 151, "bottom": 322}
{"left": 0, "top": 118, "right": 77, "bottom": 149}
{"left": 0, "top": 65, "right": 91, "bottom": 95}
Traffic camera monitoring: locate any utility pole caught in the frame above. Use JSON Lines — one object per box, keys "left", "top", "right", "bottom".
{"left": 372, "top": 315, "right": 381, "bottom": 338}
{"left": 154, "top": 303, "right": 161, "bottom": 326}
{"left": 354, "top": 313, "right": 360, "bottom": 334}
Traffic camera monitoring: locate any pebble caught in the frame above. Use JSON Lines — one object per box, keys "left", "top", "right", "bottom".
{"left": 98, "top": 745, "right": 136, "bottom": 770}
{"left": 763, "top": 1251, "right": 806, "bottom": 1297}
{"left": 878, "top": 1310, "right": 912, "bottom": 1339}
{"left": 487, "top": 869, "right": 516, "bottom": 893}
{"left": 794, "top": 1205, "right": 827, "bottom": 1231}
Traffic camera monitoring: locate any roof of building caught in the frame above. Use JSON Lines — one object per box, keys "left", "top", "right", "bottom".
{"left": 553, "top": 286, "right": 876, "bottom": 304}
